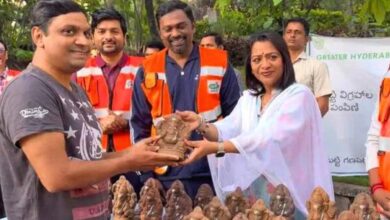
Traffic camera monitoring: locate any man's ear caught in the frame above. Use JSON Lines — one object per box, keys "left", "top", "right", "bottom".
{"left": 218, "top": 45, "right": 224, "bottom": 50}
{"left": 31, "top": 26, "right": 45, "bottom": 49}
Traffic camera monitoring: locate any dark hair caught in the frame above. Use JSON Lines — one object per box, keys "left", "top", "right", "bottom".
{"left": 284, "top": 18, "right": 310, "bottom": 36}
{"left": 0, "top": 39, "right": 7, "bottom": 51}
{"left": 91, "top": 8, "right": 127, "bottom": 35}
{"left": 201, "top": 32, "right": 223, "bottom": 47}
{"left": 155, "top": 0, "right": 194, "bottom": 28}
{"left": 245, "top": 32, "right": 295, "bottom": 96}
{"left": 30, "top": 0, "right": 86, "bottom": 33}
{"left": 145, "top": 40, "right": 165, "bottom": 51}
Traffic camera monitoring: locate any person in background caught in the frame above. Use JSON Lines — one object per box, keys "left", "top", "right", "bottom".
{"left": 0, "top": 1, "right": 179, "bottom": 219}
{"left": 0, "top": 39, "right": 20, "bottom": 96}
{"left": 144, "top": 39, "right": 165, "bottom": 57}
{"left": 0, "top": 39, "right": 21, "bottom": 219}
{"left": 366, "top": 63, "right": 390, "bottom": 219}
{"left": 74, "top": 8, "right": 144, "bottom": 193}
{"left": 179, "top": 31, "right": 334, "bottom": 218}
{"left": 130, "top": 0, "right": 240, "bottom": 199}
{"left": 200, "top": 32, "right": 244, "bottom": 93}
{"left": 283, "top": 18, "right": 332, "bottom": 116}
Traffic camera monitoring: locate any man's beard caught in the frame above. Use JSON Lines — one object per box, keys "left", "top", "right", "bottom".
{"left": 99, "top": 43, "right": 124, "bottom": 55}
{"left": 168, "top": 35, "right": 188, "bottom": 55}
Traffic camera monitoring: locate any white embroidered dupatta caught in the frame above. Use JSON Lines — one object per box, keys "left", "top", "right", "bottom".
{"left": 208, "top": 83, "right": 334, "bottom": 215}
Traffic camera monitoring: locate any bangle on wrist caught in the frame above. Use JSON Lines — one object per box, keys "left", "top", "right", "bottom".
{"left": 371, "top": 182, "right": 384, "bottom": 194}
{"left": 196, "top": 115, "right": 208, "bottom": 135}
{"left": 195, "top": 114, "right": 204, "bottom": 130}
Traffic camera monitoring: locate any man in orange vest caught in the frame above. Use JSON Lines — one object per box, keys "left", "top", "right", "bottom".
{"left": 131, "top": 1, "right": 240, "bottom": 199}
{"left": 74, "top": 8, "right": 143, "bottom": 193}
{"left": 0, "top": 39, "right": 20, "bottom": 96}
{"left": 366, "top": 63, "right": 390, "bottom": 218}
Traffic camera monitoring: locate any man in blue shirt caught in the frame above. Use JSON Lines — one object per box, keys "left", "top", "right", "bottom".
{"left": 130, "top": 0, "right": 240, "bottom": 198}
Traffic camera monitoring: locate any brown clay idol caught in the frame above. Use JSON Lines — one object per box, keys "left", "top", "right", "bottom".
{"left": 111, "top": 176, "right": 138, "bottom": 220}
{"left": 194, "top": 184, "right": 214, "bottom": 210}
{"left": 269, "top": 184, "right": 295, "bottom": 219}
{"left": 349, "top": 192, "right": 379, "bottom": 220}
{"left": 165, "top": 180, "right": 193, "bottom": 220}
{"left": 156, "top": 114, "right": 192, "bottom": 160}
{"left": 306, "top": 187, "right": 337, "bottom": 220}
{"left": 246, "top": 199, "right": 274, "bottom": 220}
{"left": 204, "top": 197, "right": 232, "bottom": 220}
{"left": 139, "top": 180, "right": 163, "bottom": 220}
{"left": 225, "top": 187, "right": 250, "bottom": 217}
{"left": 183, "top": 206, "right": 210, "bottom": 220}
{"left": 140, "top": 178, "right": 166, "bottom": 206}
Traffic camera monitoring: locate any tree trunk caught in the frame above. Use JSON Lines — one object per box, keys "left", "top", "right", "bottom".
{"left": 145, "top": 0, "right": 160, "bottom": 40}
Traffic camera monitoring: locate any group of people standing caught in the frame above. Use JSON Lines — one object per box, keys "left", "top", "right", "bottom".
{"left": 0, "top": 0, "right": 340, "bottom": 219}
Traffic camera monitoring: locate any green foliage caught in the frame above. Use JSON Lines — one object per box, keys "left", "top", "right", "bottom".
{"left": 333, "top": 176, "right": 369, "bottom": 186}
{"left": 362, "top": 0, "right": 390, "bottom": 24}
{"left": 0, "top": 0, "right": 37, "bottom": 69}
{"left": 273, "top": 0, "right": 282, "bottom": 6}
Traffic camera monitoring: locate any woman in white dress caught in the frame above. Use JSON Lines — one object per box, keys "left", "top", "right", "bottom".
{"left": 178, "top": 31, "right": 334, "bottom": 218}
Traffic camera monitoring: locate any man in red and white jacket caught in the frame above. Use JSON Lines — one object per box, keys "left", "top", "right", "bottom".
{"left": 74, "top": 8, "right": 144, "bottom": 194}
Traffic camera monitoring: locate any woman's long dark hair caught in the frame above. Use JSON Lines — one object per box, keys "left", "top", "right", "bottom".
{"left": 245, "top": 31, "right": 296, "bottom": 96}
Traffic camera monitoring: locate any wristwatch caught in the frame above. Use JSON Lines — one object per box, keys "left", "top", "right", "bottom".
{"left": 216, "top": 142, "right": 225, "bottom": 158}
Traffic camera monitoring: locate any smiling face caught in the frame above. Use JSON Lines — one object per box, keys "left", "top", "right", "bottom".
{"left": 33, "top": 12, "right": 92, "bottom": 75}
{"left": 158, "top": 9, "right": 195, "bottom": 56}
{"left": 250, "top": 41, "right": 284, "bottom": 92}
{"left": 93, "top": 19, "right": 125, "bottom": 56}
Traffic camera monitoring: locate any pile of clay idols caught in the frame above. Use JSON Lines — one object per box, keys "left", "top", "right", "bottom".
{"left": 111, "top": 176, "right": 379, "bottom": 220}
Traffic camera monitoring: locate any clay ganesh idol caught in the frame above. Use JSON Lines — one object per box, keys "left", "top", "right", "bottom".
{"left": 156, "top": 114, "right": 192, "bottom": 160}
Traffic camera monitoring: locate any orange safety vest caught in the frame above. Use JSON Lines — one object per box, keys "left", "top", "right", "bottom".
{"left": 142, "top": 47, "right": 228, "bottom": 133}
{"left": 76, "top": 55, "right": 143, "bottom": 151}
{"left": 378, "top": 65, "right": 390, "bottom": 190}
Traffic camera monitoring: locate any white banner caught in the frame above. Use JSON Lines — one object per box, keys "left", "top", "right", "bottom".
{"left": 309, "top": 36, "right": 390, "bottom": 176}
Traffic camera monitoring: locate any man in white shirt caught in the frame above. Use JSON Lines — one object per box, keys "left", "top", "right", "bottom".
{"left": 283, "top": 18, "right": 332, "bottom": 116}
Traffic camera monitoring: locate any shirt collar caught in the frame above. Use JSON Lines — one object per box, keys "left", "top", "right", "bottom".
{"left": 294, "top": 51, "right": 308, "bottom": 63}
{"left": 95, "top": 53, "right": 128, "bottom": 68}
{"left": 166, "top": 43, "right": 199, "bottom": 64}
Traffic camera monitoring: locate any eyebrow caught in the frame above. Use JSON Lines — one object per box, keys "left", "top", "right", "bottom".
{"left": 163, "top": 21, "right": 187, "bottom": 28}
{"left": 62, "top": 24, "right": 90, "bottom": 30}
{"left": 251, "top": 52, "right": 279, "bottom": 57}
{"left": 96, "top": 27, "right": 120, "bottom": 30}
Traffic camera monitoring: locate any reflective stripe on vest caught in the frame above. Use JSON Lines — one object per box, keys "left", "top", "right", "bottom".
{"left": 379, "top": 136, "right": 390, "bottom": 152}
{"left": 200, "top": 66, "right": 225, "bottom": 77}
{"left": 94, "top": 108, "right": 110, "bottom": 118}
{"left": 199, "top": 105, "right": 222, "bottom": 122}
